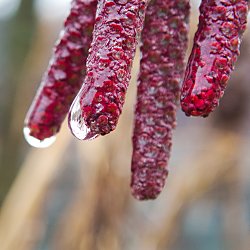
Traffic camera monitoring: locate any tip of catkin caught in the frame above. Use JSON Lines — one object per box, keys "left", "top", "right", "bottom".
{"left": 131, "top": 167, "right": 168, "bottom": 200}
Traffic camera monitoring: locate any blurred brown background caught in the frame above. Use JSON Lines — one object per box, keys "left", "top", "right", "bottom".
{"left": 0, "top": 0, "right": 250, "bottom": 249}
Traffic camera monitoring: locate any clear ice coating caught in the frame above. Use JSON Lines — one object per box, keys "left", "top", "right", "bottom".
{"left": 23, "top": 127, "right": 56, "bottom": 148}
{"left": 68, "top": 96, "right": 98, "bottom": 140}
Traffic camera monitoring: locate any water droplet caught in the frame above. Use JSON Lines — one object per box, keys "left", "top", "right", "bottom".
{"left": 68, "top": 96, "right": 98, "bottom": 140}
{"left": 23, "top": 127, "right": 56, "bottom": 148}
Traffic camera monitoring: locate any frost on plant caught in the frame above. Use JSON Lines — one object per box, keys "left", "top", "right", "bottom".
{"left": 24, "top": 0, "right": 248, "bottom": 200}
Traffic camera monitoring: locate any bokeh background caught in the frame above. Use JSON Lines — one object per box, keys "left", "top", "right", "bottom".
{"left": 1, "top": 0, "right": 250, "bottom": 249}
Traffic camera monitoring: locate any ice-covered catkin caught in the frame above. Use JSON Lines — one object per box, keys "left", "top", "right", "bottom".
{"left": 24, "top": 0, "right": 97, "bottom": 148}
{"left": 131, "top": 0, "right": 190, "bottom": 200}
{"left": 181, "top": 0, "right": 248, "bottom": 117}
{"left": 68, "top": 0, "right": 150, "bottom": 140}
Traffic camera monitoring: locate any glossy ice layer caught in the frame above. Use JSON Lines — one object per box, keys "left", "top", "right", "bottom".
{"left": 68, "top": 0, "right": 150, "bottom": 140}
{"left": 24, "top": 0, "right": 97, "bottom": 146}
{"left": 181, "top": 0, "right": 248, "bottom": 117}
{"left": 23, "top": 127, "right": 56, "bottom": 148}
{"left": 131, "top": 0, "right": 190, "bottom": 200}
{"left": 69, "top": 96, "right": 98, "bottom": 140}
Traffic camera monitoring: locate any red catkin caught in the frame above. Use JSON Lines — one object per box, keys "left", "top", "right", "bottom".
{"left": 68, "top": 0, "right": 150, "bottom": 140}
{"left": 24, "top": 0, "right": 97, "bottom": 145}
{"left": 181, "top": 0, "right": 248, "bottom": 117}
{"left": 131, "top": 0, "right": 190, "bottom": 200}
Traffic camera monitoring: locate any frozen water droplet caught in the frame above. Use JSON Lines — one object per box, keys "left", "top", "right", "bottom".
{"left": 23, "top": 127, "right": 56, "bottom": 148}
{"left": 68, "top": 96, "right": 98, "bottom": 140}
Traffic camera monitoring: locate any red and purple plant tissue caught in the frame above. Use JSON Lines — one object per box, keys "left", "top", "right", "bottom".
{"left": 181, "top": 0, "right": 248, "bottom": 117}
{"left": 131, "top": 0, "right": 190, "bottom": 200}
{"left": 68, "top": 0, "right": 150, "bottom": 140}
{"left": 24, "top": 0, "right": 97, "bottom": 147}
{"left": 23, "top": 0, "right": 250, "bottom": 200}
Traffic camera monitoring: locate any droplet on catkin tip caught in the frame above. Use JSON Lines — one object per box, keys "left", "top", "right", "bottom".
{"left": 68, "top": 96, "right": 98, "bottom": 140}
{"left": 23, "top": 127, "right": 56, "bottom": 148}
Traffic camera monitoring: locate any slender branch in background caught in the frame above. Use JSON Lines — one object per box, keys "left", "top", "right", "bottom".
{"left": 0, "top": 0, "right": 36, "bottom": 204}
{"left": 0, "top": 126, "right": 72, "bottom": 250}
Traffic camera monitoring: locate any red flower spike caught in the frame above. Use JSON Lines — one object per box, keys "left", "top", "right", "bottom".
{"left": 68, "top": 0, "right": 150, "bottom": 140}
{"left": 131, "top": 0, "right": 190, "bottom": 200}
{"left": 24, "top": 0, "right": 97, "bottom": 148}
{"left": 181, "top": 0, "right": 248, "bottom": 117}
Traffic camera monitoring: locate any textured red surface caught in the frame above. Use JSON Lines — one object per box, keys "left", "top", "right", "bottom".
{"left": 181, "top": 0, "right": 248, "bottom": 117}
{"left": 24, "top": 0, "right": 97, "bottom": 140}
{"left": 131, "top": 0, "right": 190, "bottom": 200}
{"left": 69, "top": 0, "right": 149, "bottom": 138}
